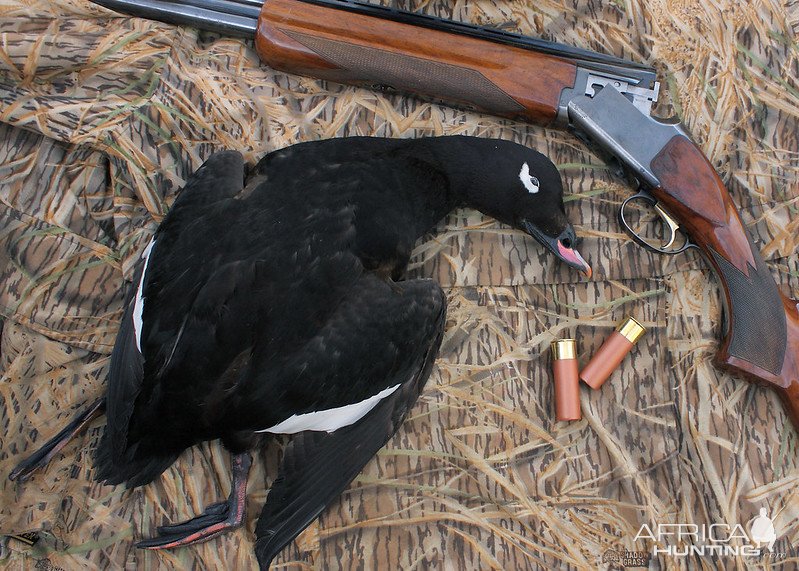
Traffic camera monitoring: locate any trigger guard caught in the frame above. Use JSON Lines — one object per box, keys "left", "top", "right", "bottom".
{"left": 619, "top": 192, "right": 694, "bottom": 255}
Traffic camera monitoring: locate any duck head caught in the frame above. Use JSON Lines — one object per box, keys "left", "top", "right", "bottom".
{"left": 443, "top": 137, "right": 592, "bottom": 278}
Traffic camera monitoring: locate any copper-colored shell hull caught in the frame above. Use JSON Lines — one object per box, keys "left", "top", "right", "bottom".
{"left": 553, "top": 359, "right": 581, "bottom": 421}
{"left": 580, "top": 332, "right": 633, "bottom": 390}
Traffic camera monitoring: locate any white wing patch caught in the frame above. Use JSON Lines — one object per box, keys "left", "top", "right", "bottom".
{"left": 132, "top": 239, "right": 156, "bottom": 352}
{"left": 258, "top": 383, "right": 401, "bottom": 434}
{"left": 519, "top": 162, "right": 540, "bottom": 194}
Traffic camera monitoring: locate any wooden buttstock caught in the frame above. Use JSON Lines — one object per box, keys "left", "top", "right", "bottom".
{"left": 255, "top": 0, "right": 577, "bottom": 125}
{"left": 650, "top": 135, "right": 799, "bottom": 427}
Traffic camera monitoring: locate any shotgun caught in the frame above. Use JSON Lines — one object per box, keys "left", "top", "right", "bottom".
{"left": 92, "top": 0, "right": 799, "bottom": 429}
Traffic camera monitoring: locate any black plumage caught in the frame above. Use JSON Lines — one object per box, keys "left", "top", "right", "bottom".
{"left": 11, "top": 136, "right": 590, "bottom": 569}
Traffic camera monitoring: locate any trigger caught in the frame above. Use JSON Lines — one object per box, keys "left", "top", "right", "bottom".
{"left": 654, "top": 204, "right": 680, "bottom": 250}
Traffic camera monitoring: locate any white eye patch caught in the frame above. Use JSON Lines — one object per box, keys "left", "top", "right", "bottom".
{"left": 519, "top": 162, "right": 540, "bottom": 194}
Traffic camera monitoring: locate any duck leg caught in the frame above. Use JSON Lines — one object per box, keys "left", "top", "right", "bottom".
{"left": 9, "top": 398, "right": 106, "bottom": 482}
{"left": 137, "top": 451, "right": 252, "bottom": 549}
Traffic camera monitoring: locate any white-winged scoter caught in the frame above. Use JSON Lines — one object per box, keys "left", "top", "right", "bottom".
{"left": 10, "top": 136, "right": 591, "bottom": 569}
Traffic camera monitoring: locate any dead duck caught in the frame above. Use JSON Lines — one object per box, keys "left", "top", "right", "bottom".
{"left": 10, "top": 136, "right": 591, "bottom": 568}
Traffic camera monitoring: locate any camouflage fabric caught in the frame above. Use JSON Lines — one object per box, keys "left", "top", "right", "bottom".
{"left": 0, "top": 1, "right": 797, "bottom": 569}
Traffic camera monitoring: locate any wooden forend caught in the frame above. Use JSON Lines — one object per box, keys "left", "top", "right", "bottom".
{"left": 255, "top": 0, "right": 577, "bottom": 125}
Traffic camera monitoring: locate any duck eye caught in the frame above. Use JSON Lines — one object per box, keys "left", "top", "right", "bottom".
{"left": 519, "top": 162, "right": 540, "bottom": 194}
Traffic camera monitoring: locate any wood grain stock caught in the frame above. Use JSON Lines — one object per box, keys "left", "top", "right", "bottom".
{"left": 255, "top": 0, "right": 577, "bottom": 124}
{"left": 651, "top": 135, "right": 799, "bottom": 427}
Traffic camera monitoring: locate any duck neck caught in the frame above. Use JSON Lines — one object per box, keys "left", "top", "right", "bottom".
{"left": 390, "top": 139, "right": 456, "bottom": 236}
{"left": 412, "top": 136, "right": 504, "bottom": 229}
{"left": 403, "top": 137, "right": 498, "bottom": 235}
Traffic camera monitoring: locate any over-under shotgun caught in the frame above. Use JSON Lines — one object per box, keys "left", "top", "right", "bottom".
{"left": 93, "top": 0, "right": 799, "bottom": 430}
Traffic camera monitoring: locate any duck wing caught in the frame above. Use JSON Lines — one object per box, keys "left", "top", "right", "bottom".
{"left": 253, "top": 276, "right": 446, "bottom": 569}
{"left": 101, "top": 152, "right": 247, "bottom": 472}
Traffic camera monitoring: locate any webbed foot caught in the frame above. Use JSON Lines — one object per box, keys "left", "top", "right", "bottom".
{"left": 137, "top": 452, "right": 251, "bottom": 549}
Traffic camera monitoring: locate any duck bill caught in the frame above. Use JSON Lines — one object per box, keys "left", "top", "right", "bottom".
{"left": 522, "top": 221, "right": 593, "bottom": 279}
{"left": 555, "top": 240, "right": 592, "bottom": 279}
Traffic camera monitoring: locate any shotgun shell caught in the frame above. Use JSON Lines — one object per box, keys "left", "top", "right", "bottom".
{"left": 551, "top": 339, "right": 581, "bottom": 421}
{"left": 580, "top": 317, "right": 647, "bottom": 390}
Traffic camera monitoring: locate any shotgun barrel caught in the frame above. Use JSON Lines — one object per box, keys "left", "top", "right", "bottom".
{"left": 93, "top": 0, "right": 259, "bottom": 36}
